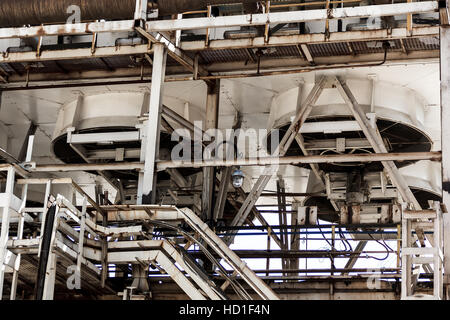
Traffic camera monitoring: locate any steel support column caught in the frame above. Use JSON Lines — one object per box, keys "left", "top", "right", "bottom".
{"left": 139, "top": 43, "right": 167, "bottom": 204}
{"left": 10, "top": 137, "right": 34, "bottom": 300}
{"left": 213, "top": 114, "right": 240, "bottom": 223}
{"left": 440, "top": 24, "right": 450, "bottom": 291}
{"left": 289, "top": 202, "right": 300, "bottom": 275}
{"left": 10, "top": 184, "right": 28, "bottom": 300}
{"left": 213, "top": 167, "right": 232, "bottom": 222}
{"left": 18, "top": 123, "right": 37, "bottom": 162}
{"left": 277, "top": 178, "right": 289, "bottom": 278}
{"left": 202, "top": 80, "right": 220, "bottom": 221}
{"left": 0, "top": 167, "right": 15, "bottom": 300}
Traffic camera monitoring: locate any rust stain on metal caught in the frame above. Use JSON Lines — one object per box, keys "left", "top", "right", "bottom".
{"left": 35, "top": 27, "right": 45, "bottom": 37}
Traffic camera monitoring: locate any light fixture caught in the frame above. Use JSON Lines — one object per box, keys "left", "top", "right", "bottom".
{"left": 232, "top": 168, "right": 245, "bottom": 188}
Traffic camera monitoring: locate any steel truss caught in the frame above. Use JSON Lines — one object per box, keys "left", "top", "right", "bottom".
{"left": 0, "top": 0, "right": 449, "bottom": 301}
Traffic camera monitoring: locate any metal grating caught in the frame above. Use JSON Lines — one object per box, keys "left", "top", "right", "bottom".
{"left": 200, "top": 48, "right": 250, "bottom": 64}
{"left": 0, "top": 35, "right": 440, "bottom": 77}
{"left": 56, "top": 58, "right": 118, "bottom": 72}
{"left": 308, "top": 42, "right": 353, "bottom": 57}
{"left": 404, "top": 36, "right": 440, "bottom": 51}
{"left": 266, "top": 45, "right": 302, "bottom": 58}
{"left": 350, "top": 39, "right": 403, "bottom": 54}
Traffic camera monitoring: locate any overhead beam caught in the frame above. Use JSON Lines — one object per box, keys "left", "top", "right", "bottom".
{"left": 18, "top": 151, "right": 442, "bottom": 174}
{"left": 1, "top": 50, "right": 439, "bottom": 88}
{"left": 0, "top": 27, "right": 437, "bottom": 66}
{"left": 145, "top": 2, "right": 438, "bottom": 33}
{"left": 0, "top": 3, "right": 436, "bottom": 40}
{"left": 181, "top": 26, "right": 438, "bottom": 52}
{"left": 0, "top": 44, "right": 153, "bottom": 64}
{"left": 0, "top": 20, "right": 135, "bottom": 39}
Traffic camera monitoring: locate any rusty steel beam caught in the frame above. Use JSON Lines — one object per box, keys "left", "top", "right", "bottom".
{"left": 0, "top": 20, "right": 136, "bottom": 39}
{"left": 0, "top": 50, "right": 439, "bottom": 89}
{"left": 180, "top": 26, "right": 439, "bottom": 51}
{"left": 145, "top": 1, "right": 439, "bottom": 32}
{"left": 0, "top": 44, "right": 153, "bottom": 63}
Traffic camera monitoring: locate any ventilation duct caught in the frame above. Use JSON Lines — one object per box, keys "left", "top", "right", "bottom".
{"left": 0, "top": 0, "right": 263, "bottom": 27}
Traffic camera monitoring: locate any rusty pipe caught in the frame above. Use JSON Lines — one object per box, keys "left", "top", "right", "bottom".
{"left": 0, "top": 0, "right": 136, "bottom": 27}
{"left": 0, "top": 0, "right": 263, "bottom": 27}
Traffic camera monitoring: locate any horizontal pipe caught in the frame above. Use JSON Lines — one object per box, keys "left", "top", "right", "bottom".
{"left": 0, "top": 0, "right": 137, "bottom": 27}
{"left": 30, "top": 162, "right": 145, "bottom": 172}
{"left": 187, "top": 249, "right": 396, "bottom": 259}
{"left": 157, "top": 152, "right": 442, "bottom": 171}
{"left": 0, "top": 0, "right": 262, "bottom": 28}
{"left": 214, "top": 223, "right": 399, "bottom": 231}
{"left": 28, "top": 152, "right": 441, "bottom": 173}
{"left": 145, "top": 267, "right": 401, "bottom": 275}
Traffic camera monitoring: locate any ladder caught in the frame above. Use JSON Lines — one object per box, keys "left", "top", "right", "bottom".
{"left": 401, "top": 202, "right": 444, "bottom": 300}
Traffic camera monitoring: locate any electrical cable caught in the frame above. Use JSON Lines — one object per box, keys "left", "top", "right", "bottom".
{"left": 339, "top": 227, "right": 353, "bottom": 251}
{"left": 366, "top": 233, "right": 390, "bottom": 261}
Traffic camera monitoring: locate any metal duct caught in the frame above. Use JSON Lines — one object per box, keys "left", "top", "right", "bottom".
{"left": 0, "top": 0, "right": 262, "bottom": 27}
{"left": 0, "top": 0, "right": 136, "bottom": 27}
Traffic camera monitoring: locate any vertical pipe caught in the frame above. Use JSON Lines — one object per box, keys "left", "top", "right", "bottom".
{"left": 331, "top": 225, "right": 336, "bottom": 276}
{"left": 397, "top": 224, "right": 401, "bottom": 269}
{"left": 266, "top": 231, "right": 271, "bottom": 277}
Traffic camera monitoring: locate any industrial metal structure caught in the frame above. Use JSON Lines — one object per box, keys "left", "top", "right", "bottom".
{"left": 0, "top": 0, "right": 449, "bottom": 300}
